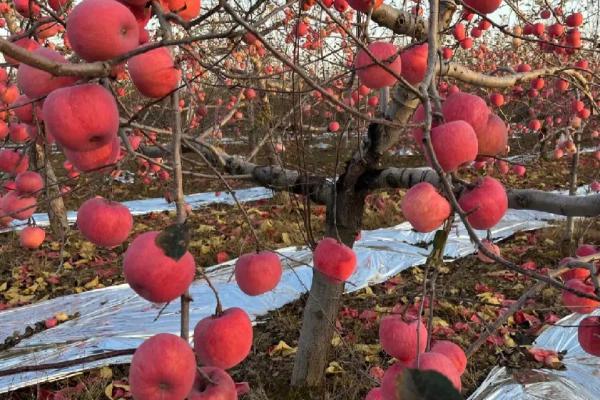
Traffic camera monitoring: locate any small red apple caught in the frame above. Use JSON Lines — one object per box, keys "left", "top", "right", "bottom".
{"left": 193, "top": 307, "right": 253, "bottom": 369}
{"left": 235, "top": 251, "right": 283, "bottom": 296}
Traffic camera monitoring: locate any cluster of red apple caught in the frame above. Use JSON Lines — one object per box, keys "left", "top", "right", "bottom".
{"left": 364, "top": 317, "right": 467, "bottom": 399}
{"left": 120, "top": 234, "right": 355, "bottom": 399}
{"left": 558, "top": 244, "right": 600, "bottom": 358}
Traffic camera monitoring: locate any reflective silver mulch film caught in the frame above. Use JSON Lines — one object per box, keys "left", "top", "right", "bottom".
{"left": 468, "top": 310, "right": 600, "bottom": 400}
{"left": 0, "top": 206, "right": 557, "bottom": 393}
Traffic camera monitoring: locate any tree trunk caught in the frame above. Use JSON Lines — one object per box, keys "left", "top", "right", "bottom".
{"left": 35, "top": 143, "right": 69, "bottom": 237}
{"left": 291, "top": 184, "right": 367, "bottom": 385}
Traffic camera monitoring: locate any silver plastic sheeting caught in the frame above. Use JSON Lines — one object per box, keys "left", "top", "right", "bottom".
{"left": 469, "top": 309, "right": 600, "bottom": 400}
{"left": 3, "top": 186, "right": 274, "bottom": 232}
{"left": 0, "top": 206, "right": 558, "bottom": 393}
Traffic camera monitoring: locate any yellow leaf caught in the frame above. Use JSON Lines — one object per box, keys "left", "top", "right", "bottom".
{"left": 374, "top": 305, "right": 392, "bottom": 314}
{"left": 353, "top": 343, "right": 381, "bottom": 355}
{"left": 0, "top": 282, "right": 7, "bottom": 292}
{"left": 55, "top": 312, "right": 69, "bottom": 321}
{"left": 104, "top": 383, "right": 114, "bottom": 400}
{"left": 355, "top": 286, "right": 375, "bottom": 299}
{"left": 268, "top": 341, "right": 297, "bottom": 357}
{"left": 325, "top": 361, "right": 344, "bottom": 374}
{"left": 49, "top": 241, "right": 61, "bottom": 251}
{"left": 281, "top": 232, "right": 291, "bottom": 245}
{"left": 62, "top": 262, "right": 73, "bottom": 270}
{"left": 431, "top": 317, "right": 449, "bottom": 328}
{"left": 99, "top": 366, "right": 113, "bottom": 379}
{"left": 331, "top": 334, "right": 342, "bottom": 347}
{"left": 84, "top": 276, "right": 100, "bottom": 290}
{"left": 504, "top": 333, "right": 516, "bottom": 348}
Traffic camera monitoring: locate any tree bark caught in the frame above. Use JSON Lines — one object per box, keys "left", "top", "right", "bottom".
{"left": 291, "top": 178, "right": 367, "bottom": 385}
{"left": 35, "top": 143, "right": 68, "bottom": 237}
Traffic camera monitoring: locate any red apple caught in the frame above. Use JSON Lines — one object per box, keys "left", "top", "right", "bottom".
{"left": 14, "top": 0, "right": 41, "bottom": 17}
{"left": 77, "top": 196, "right": 133, "bottom": 247}
{"left": 477, "top": 239, "right": 501, "bottom": 263}
{"left": 411, "top": 352, "right": 462, "bottom": 391}
{"left": 129, "top": 333, "right": 197, "bottom": 400}
{"left": 4, "top": 38, "right": 39, "bottom": 66}
{"left": 365, "top": 387, "right": 383, "bottom": 400}
{"left": 379, "top": 316, "right": 427, "bottom": 362}
{"left": 380, "top": 362, "right": 408, "bottom": 400}
{"left": 430, "top": 340, "right": 467, "bottom": 375}
{"left": 1, "top": 191, "right": 36, "bottom": 220}
{"left": 124, "top": 230, "right": 196, "bottom": 302}
{"left": 64, "top": 137, "right": 121, "bottom": 173}
{"left": 463, "top": 0, "right": 502, "bottom": 14}
{"left": 401, "top": 182, "right": 451, "bottom": 233}
{"left": 313, "top": 237, "right": 357, "bottom": 282}
{"left": 348, "top": 0, "right": 383, "bottom": 13}
{"left": 578, "top": 316, "right": 600, "bottom": 356}
{"left": 430, "top": 121, "right": 478, "bottom": 172}
{"left": 400, "top": 43, "right": 428, "bottom": 86}
{"left": 234, "top": 251, "right": 283, "bottom": 296}
{"left": 442, "top": 92, "right": 491, "bottom": 136}
{"left": 128, "top": 47, "right": 181, "bottom": 98}
{"left": 187, "top": 366, "right": 237, "bottom": 400}
{"left": 193, "top": 307, "right": 253, "bottom": 369}
{"left": 16, "top": 47, "right": 77, "bottom": 98}
{"left": 43, "top": 83, "right": 119, "bottom": 151}
{"left": 19, "top": 226, "right": 45, "bottom": 249}
{"left": 458, "top": 177, "right": 507, "bottom": 230}
{"left": 15, "top": 171, "right": 44, "bottom": 196}
{"left": 168, "top": 0, "right": 201, "bottom": 21}
{"left": 0, "top": 150, "right": 29, "bottom": 175}
{"left": 355, "top": 42, "right": 402, "bottom": 89}
{"left": 477, "top": 113, "right": 508, "bottom": 157}
{"left": 66, "top": 0, "right": 140, "bottom": 61}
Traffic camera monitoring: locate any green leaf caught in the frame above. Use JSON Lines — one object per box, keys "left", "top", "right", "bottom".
{"left": 397, "top": 369, "right": 463, "bottom": 400}
{"left": 155, "top": 223, "right": 190, "bottom": 261}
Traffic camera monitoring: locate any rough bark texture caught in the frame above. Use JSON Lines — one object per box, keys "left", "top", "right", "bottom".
{"left": 35, "top": 144, "right": 68, "bottom": 236}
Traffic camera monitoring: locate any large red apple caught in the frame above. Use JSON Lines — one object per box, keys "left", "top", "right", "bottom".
{"left": 562, "top": 279, "right": 600, "bottom": 314}
{"left": 380, "top": 362, "right": 408, "bottom": 400}
{"left": 379, "top": 316, "right": 427, "bottom": 362}
{"left": 76, "top": 197, "right": 133, "bottom": 247}
{"left": 187, "top": 366, "right": 237, "bottom": 400}
{"left": 1, "top": 191, "right": 36, "bottom": 220}
{"left": 442, "top": 92, "right": 491, "bottom": 136}
{"left": 411, "top": 352, "right": 462, "bottom": 391}
{"left": 463, "top": 0, "right": 502, "bottom": 14}
{"left": 400, "top": 43, "right": 428, "bottom": 86}
{"left": 234, "top": 251, "right": 283, "bottom": 296}
{"left": 66, "top": 0, "right": 139, "bottom": 61}
{"left": 430, "top": 121, "right": 478, "bottom": 172}
{"left": 14, "top": 0, "right": 41, "bottom": 17}
{"left": 578, "top": 316, "right": 600, "bottom": 356}
{"left": 129, "top": 333, "right": 197, "bottom": 400}
{"left": 8, "top": 123, "right": 30, "bottom": 144}
{"left": 0, "top": 150, "right": 29, "bottom": 175}
{"left": 123, "top": 230, "right": 196, "bottom": 302}
{"left": 16, "top": 47, "right": 77, "bottom": 98}
{"left": 458, "top": 177, "right": 507, "bottom": 230}
{"left": 15, "top": 171, "right": 44, "bottom": 196}
{"left": 13, "top": 95, "right": 35, "bottom": 123}
{"left": 365, "top": 387, "right": 383, "bottom": 400}
{"left": 193, "top": 307, "right": 253, "bottom": 369}
{"left": 313, "top": 237, "right": 357, "bottom": 282}
{"left": 43, "top": 84, "right": 119, "bottom": 151}
{"left": 19, "top": 226, "right": 45, "bottom": 249}
{"left": 127, "top": 47, "right": 181, "bottom": 98}
{"left": 430, "top": 340, "right": 467, "bottom": 375}
{"left": 354, "top": 42, "right": 402, "bottom": 89}
{"left": 64, "top": 137, "right": 121, "bottom": 173}
{"left": 401, "top": 182, "right": 451, "bottom": 232}
{"left": 477, "top": 113, "right": 508, "bottom": 157}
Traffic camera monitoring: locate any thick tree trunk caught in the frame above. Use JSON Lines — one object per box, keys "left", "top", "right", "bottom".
{"left": 35, "top": 144, "right": 69, "bottom": 237}
{"left": 291, "top": 182, "right": 367, "bottom": 385}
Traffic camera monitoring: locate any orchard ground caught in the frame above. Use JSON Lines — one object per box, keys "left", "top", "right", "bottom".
{"left": 1, "top": 151, "right": 598, "bottom": 399}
